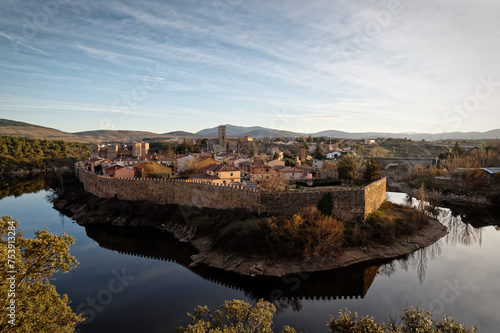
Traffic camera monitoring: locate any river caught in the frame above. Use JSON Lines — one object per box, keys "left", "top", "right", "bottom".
{"left": 1, "top": 177, "right": 499, "bottom": 332}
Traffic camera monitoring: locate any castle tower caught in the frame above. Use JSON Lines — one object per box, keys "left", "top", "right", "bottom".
{"left": 90, "top": 145, "right": 100, "bottom": 159}
{"left": 107, "top": 145, "right": 118, "bottom": 160}
{"left": 141, "top": 142, "right": 149, "bottom": 156}
{"left": 132, "top": 143, "right": 142, "bottom": 157}
{"left": 218, "top": 125, "right": 226, "bottom": 146}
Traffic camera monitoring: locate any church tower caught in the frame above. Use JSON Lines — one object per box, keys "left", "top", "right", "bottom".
{"left": 218, "top": 125, "right": 226, "bottom": 145}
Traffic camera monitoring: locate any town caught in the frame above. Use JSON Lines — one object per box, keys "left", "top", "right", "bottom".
{"left": 82, "top": 125, "right": 500, "bottom": 201}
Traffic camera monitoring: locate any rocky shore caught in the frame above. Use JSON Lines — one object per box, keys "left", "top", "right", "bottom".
{"left": 186, "top": 219, "right": 447, "bottom": 276}
{"left": 53, "top": 193, "right": 448, "bottom": 277}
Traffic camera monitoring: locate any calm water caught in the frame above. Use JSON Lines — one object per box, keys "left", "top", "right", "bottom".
{"left": 1, "top": 178, "right": 499, "bottom": 332}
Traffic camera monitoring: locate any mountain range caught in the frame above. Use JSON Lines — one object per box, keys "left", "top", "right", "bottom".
{"left": 0, "top": 119, "right": 499, "bottom": 142}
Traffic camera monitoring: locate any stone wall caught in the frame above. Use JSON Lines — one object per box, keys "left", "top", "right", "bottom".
{"left": 364, "top": 178, "right": 387, "bottom": 217}
{"left": 76, "top": 165, "right": 386, "bottom": 222}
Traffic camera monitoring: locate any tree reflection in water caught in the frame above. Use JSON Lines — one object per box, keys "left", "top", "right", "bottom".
{"left": 437, "top": 208, "right": 482, "bottom": 247}
{"left": 379, "top": 201, "right": 488, "bottom": 284}
{"left": 379, "top": 240, "right": 442, "bottom": 284}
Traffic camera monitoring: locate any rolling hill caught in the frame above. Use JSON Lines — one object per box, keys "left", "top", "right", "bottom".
{"left": 1, "top": 118, "right": 499, "bottom": 142}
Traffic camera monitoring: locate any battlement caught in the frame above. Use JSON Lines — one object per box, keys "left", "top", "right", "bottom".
{"left": 75, "top": 164, "right": 386, "bottom": 222}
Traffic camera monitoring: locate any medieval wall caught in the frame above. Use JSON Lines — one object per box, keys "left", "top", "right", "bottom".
{"left": 364, "top": 178, "right": 387, "bottom": 217}
{"left": 260, "top": 188, "right": 366, "bottom": 222}
{"left": 76, "top": 165, "right": 386, "bottom": 222}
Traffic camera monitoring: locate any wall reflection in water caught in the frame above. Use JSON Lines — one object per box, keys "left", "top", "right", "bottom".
{"left": 84, "top": 224, "right": 381, "bottom": 312}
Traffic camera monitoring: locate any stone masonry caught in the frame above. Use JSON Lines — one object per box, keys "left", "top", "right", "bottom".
{"left": 75, "top": 164, "right": 386, "bottom": 223}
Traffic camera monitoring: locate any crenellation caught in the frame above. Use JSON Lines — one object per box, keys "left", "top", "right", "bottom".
{"left": 75, "top": 166, "right": 385, "bottom": 222}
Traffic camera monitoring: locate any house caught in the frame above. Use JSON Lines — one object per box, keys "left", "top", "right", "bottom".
{"left": 238, "top": 161, "right": 253, "bottom": 178}
{"left": 200, "top": 164, "right": 241, "bottom": 183}
{"left": 249, "top": 164, "right": 274, "bottom": 182}
{"left": 214, "top": 152, "right": 233, "bottom": 163}
{"left": 189, "top": 174, "right": 225, "bottom": 184}
{"left": 133, "top": 162, "right": 148, "bottom": 178}
{"left": 266, "top": 159, "right": 285, "bottom": 167}
{"left": 176, "top": 155, "right": 220, "bottom": 174}
{"left": 103, "top": 164, "right": 134, "bottom": 178}
{"left": 155, "top": 156, "right": 176, "bottom": 168}
{"left": 278, "top": 166, "right": 304, "bottom": 183}
{"left": 326, "top": 152, "right": 341, "bottom": 159}
{"left": 86, "top": 157, "right": 108, "bottom": 173}
{"left": 231, "top": 157, "right": 253, "bottom": 169}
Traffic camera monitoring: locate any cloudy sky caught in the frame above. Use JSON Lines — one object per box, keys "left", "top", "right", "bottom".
{"left": 0, "top": 0, "right": 499, "bottom": 134}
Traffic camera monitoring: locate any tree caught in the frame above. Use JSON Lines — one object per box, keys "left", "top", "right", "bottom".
{"left": 337, "top": 154, "right": 358, "bottom": 184}
{"left": 259, "top": 171, "right": 287, "bottom": 192}
{"left": 177, "top": 299, "right": 295, "bottom": 333}
{"left": 363, "top": 158, "right": 381, "bottom": 183}
{"left": 452, "top": 141, "right": 464, "bottom": 156}
{"left": 313, "top": 144, "right": 325, "bottom": 160}
{"left": 178, "top": 300, "right": 476, "bottom": 333}
{"left": 0, "top": 217, "right": 84, "bottom": 332}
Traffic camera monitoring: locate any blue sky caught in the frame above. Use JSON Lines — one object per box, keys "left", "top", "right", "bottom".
{"left": 1, "top": 0, "right": 499, "bottom": 134}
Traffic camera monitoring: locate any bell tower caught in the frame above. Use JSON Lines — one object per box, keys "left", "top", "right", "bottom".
{"left": 218, "top": 125, "right": 226, "bottom": 145}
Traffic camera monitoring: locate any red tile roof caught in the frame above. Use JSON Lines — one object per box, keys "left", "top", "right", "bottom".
{"left": 103, "top": 165, "right": 125, "bottom": 172}
{"left": 189, "top": 174, "right": 221, "bottom": 180}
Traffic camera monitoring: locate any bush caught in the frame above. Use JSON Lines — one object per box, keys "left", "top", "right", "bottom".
{"left": 178, "top": 300, "right": 477, "bottom": 333}
{"left": 345, "top": 201, "right": 429, "bottom": 247}
{"left": 213, "top": 206, "right": 344, "bottom": 259}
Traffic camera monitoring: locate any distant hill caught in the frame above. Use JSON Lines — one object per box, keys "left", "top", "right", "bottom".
{"left": 73, "top": 130, "right": 165, "bottom": 142}
{"left": 196, "top": 124, "right": 304, "bottom": 138}
{"left": 0, "top": 119, "right": 46, "bottom": 128}
{"left": 162, "top": 131, "right": 197, "bottom": 137}
{"left": 1, "top": 118, "right": 499, "bottom": 142}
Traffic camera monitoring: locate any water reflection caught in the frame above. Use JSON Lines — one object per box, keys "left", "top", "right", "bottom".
{"left": 0, "top": 174, "right": 52, "bottom": 200}
{"left": 83, "top": 223, "right": 381, "bottom": 312}
{"left": 379, "top": 240, "right": 442, "bottom": 284}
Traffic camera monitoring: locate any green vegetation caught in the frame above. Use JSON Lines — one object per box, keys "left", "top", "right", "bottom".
{"left": 345, "top": 200, "right": 429, "bottom": 246}
{"left": 337, "top": 154, "right": 358, "bottom": 184}
{"left": 148, "top": 138, "right": 203, "bottom": 155}
{"left": 142, "top": 161, "right": 172, "bottom": 179}
{"left": 177, "top": 299, "right": 295, "bottom": 333}
{"left": 0, "top": 217, "right": 84, "bottom": 332}
{"left": 0, "top": 175, "right": 51, "bottom": 200}
{"left": 177, "top": 299, "right": 476, "bottom": 333}
{"left": 213, "top": 206, "right": 344, "bottom": 259}
{"left": 363, "top": 158, "right": 382, "bottom": 183}
{"left": 0, "top": 135, "right": 89, "bottom": 170}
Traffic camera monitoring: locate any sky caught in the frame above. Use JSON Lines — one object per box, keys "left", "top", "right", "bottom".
{"left": 0, "top": 0, "right": 499, "bottom": 135}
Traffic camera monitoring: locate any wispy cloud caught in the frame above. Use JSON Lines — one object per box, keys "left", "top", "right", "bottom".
{"left": 0, "top": 0, "right": 499, "bottom": 133}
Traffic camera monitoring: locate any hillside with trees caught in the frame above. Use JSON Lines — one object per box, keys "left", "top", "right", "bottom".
{"left": 0, "top": 135, "right": 89, "bottom": 171}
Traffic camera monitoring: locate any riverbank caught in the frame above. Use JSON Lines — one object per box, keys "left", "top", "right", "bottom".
{"left": 387, "top": 180, "right": 496, "bottom": 207}
{"left": 187, "top": 219, "right": 447, "bottom": 276}
{"left": 52, "top": 176, "right": 448, "bottom": 277}
{"left": 0, "top": 165, "right": 72, "bottom": 176}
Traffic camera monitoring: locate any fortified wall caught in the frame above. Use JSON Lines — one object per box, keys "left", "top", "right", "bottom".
{"left": 75, "top": 165, "right": 386, "bottom": 223}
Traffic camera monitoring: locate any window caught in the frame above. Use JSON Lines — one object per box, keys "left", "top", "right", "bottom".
{"left": 230, "top": 172, "right": 233, "bottom": 176}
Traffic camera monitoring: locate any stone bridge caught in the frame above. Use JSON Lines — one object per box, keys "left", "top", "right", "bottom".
{"left": 373, "top": 157, "right": 437, "bottom": 169}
